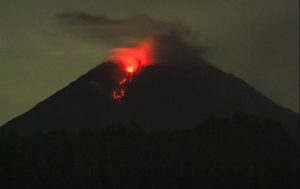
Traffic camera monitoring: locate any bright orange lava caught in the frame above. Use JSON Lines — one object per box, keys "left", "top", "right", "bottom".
{"left": 126, "top": 66, "right": 134, "bottom": 73}
{"left": 109, "top": 38, "right": 154, "bottom": 74}
{"left": 108, "top": 38, "right": 154, "bottom": 102}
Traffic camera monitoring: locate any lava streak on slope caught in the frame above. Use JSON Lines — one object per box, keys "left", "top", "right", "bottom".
{"left": 112, "top": 71, "right": 134, "bottom": 102}
{"left": 109, "top": 38, "right": 154, "bottom": 102}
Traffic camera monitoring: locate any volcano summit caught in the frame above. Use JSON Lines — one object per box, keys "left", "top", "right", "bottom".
{"left": 1, "top": 61, "right": 299, "bottom": 147}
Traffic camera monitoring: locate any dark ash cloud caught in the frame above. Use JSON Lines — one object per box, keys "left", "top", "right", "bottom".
{"left": 56, "top": 11, "right": 207, "bottom": 65}
{"left": 56, "top": 11, "right": 178, "bottom": 43}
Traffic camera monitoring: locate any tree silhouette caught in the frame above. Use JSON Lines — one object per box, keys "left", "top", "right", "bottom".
{"left": 0, "top": 113, "right": 299, "bottom": 189}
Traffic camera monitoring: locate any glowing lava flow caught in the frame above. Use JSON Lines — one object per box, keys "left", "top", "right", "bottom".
{"left": 109, "top": 38, "right": 154, "bottom": 102}
{"left": 112, "top": 70, "right": 136, "bottom": 102}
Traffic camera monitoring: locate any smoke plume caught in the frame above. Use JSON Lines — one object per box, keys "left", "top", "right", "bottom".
{"left": 56, "top": 11, "right": 207, "bottom": 65}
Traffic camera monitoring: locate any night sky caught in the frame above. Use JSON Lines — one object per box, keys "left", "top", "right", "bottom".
{"left": 0, "top": 0, "right": 299, "bottom": 125}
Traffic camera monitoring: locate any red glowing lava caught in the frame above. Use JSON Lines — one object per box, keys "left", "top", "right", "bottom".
{"left": 109, "top": 38, "right": 154, "bottom": 73}
{"left": 108, "top": 38, "right": 154, "bottom": 102}
{"left": 112, "top": 72, "right": 133, "bottom": 102}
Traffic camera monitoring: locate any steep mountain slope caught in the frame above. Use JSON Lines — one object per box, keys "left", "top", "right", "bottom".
{"left": 2, "top": 62, "right": 298, "bottom": 145}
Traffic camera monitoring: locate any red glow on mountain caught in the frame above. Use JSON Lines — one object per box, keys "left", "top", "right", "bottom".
{"left": 109, "top": 38, "right": 154, "bottom": 73}
{"left": 108, "top": 38, "right": 154, "bottom": 102}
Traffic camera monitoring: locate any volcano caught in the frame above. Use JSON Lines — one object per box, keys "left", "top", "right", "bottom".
{"left": 1, "top": 62, "right": 299, "bottom": 146}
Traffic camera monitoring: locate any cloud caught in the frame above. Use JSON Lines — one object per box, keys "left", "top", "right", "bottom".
{"left": 56, "top": 11, "right": 207, "bottom": 65}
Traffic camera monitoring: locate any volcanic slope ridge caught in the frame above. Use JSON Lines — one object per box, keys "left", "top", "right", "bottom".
{"left": 2, "top": 62, "right": 299, "bottom": 145}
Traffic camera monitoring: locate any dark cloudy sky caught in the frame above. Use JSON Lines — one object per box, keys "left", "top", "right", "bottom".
{"left": 0, "top": 0, "right": 299, "bottom": 125}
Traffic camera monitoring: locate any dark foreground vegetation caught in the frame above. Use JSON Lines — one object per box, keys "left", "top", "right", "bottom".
{"left": 0, "top": 113, "right": 299, "bottom": 189}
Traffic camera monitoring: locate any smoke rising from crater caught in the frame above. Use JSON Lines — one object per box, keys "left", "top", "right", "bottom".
{"left": 56, "top": 11, "right": 207, "bottom": 65}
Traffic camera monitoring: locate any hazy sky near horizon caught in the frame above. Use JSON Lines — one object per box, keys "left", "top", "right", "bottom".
{"left": 0, "top": 0, "right": 299, "bottom": 125}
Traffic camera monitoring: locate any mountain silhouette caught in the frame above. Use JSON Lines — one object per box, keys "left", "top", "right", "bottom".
{"left": 1, "top": 62, "right": 299, "bottom": 146}
{"left": 1, "top": 62, "right": 299, "bottom": 188}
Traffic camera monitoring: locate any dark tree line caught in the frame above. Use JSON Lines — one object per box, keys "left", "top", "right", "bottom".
{"left": 0, "top": 113, "right": 299, "bottom": 189}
